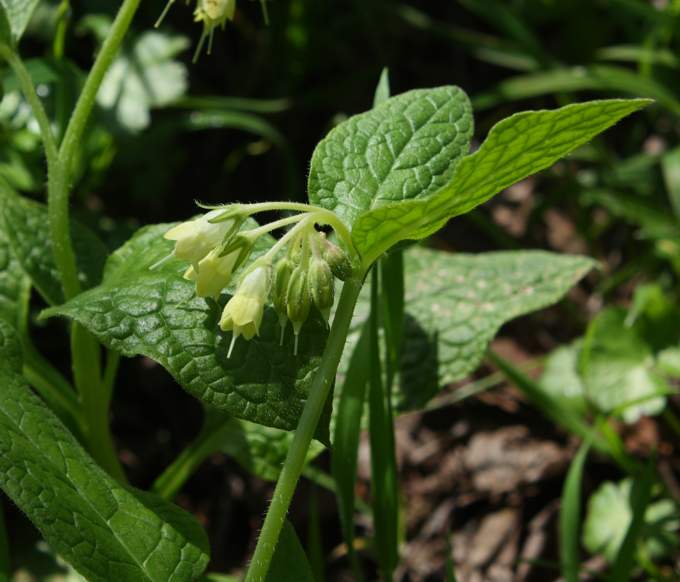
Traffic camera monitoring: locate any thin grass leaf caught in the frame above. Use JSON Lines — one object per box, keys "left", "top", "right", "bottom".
{"left": 368, "top": 269, "right": 399, "bottom": 580}
{"left": 661, "top": 146, "right": 680, "bottom": 221}
{"left": 373, "top": 68, "right": 391, "bottom": 107}
{"left": 560, "top": 440, "right": 591, "bottom": 582}
{"left": 445, "top": 529, "right": 457, "bottom": 582}
{"left": 331, "top": 324, "right": 370, "bottom": 580}
{"left": 472, "top": 66, "right": 679, "bottom": 114}
{"left": 609, "top": 460, "right": 655, "bottom": 582}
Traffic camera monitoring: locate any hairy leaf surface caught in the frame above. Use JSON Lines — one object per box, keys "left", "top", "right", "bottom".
{"left": 351, "top": 99, "right": 650, "bottom": 266}
{"left": 1, "top": 193, "right": 107, "bottom": 305}
{"left": 343, "top": 248, "right": 594, "bottom": 410}
{"left": 0, "top": 320, "right": 210, "bottom": 581}
{"left": 308, "top": 86, "right": 473, "bottom": 226}
{"left": 44, "top": 223, "right": 331, "bottom": 434}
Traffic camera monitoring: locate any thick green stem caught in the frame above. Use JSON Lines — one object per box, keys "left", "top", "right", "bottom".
{"left": 45, "top": 0, "right": 140, "bottom": 481}
{"left": 245, "top": 277, "right": 364, "bottom": 582}
{"left": 58, "top": 0, "right": 141, "bottom": 168}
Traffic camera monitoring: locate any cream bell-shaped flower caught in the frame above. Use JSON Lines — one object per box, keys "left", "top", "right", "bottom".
{"left": 220, "top": 263, "right": 272, "bottom": 357}
{"left": 164, "top": 209, "right": 236, "bottom": 269}
{"left": 184, "top": 245, "right": 241, "bottom": 299}
{"left": 193, "top": 0, "right": 236, "bottom": 60}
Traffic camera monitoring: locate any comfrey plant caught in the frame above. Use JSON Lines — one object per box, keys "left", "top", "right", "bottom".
{"left": 162, "top": 202, "right": 351, "bottom": 354}
{"left": 0, "top": 2, "right": 651, "bottom": 581}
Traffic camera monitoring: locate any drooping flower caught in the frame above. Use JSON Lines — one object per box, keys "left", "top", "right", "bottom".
{"left": 184, "top": 246, "right": 242, "bottom": 299}
{"left": 220, "top": 262, "right": 272, "bottom": 356}
{"left": 193, "top": 0, "right": 236, "bottom": 61}
{"left": 164, "top": 209, "right": 238, "bottom": 269}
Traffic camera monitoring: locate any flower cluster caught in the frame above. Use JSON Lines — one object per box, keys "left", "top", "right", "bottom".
{"left": 156, "top": 0, "right": 236, "bottom": 61}
{"left": 163, "top": 203, "right": 353, "bottom": 357}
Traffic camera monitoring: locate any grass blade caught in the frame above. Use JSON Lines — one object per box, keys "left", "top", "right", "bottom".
{"left": 445, "top": 529, "right": 457, "bottom": 582}
{"left": 661, "top": 146, "right": 680, "bottom": 221}
{"left": 307, "top": 487, "right": 324, "bottom": 582}
{"left": 331, "top": 324, "right": 370, "bottom": 579}
{"left": 368, "top": 268, "right": 399, "bottom": 580}
{"left": 560, "top": 439, "right": 591, "bottom": 582}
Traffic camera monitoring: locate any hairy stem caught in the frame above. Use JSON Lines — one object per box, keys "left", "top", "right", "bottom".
{"left": 45, "top": 0, "right": 141, "bottom": 480}
{"left": 58, "top": 0, "right": 141, "bottom": 169}
{"left": 245, "top": 276, "right": 364, "bottom": 582}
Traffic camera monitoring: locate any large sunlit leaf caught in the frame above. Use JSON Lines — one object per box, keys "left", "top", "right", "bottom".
{"left": 351, "top": 99, "right": 649, "bottom": 267}
{"left": 98, "top": 31, "right": 189, "bottom": 132}
{"left": 0, "top": 319, "right": 210, "bottom": 581}
{"left": 343, "top": 247, "right": 595, "bottom": 410}
{"left": 308, "top": 86, "right": 473, "bottom": 227}
{"left": 1, "top": 192, "right": 108, "bottom": 305}
{"left": 44, "top": 223, "right": 332, "bottom": 436}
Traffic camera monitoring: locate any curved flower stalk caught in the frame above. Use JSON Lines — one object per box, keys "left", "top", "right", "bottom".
{"left": 163, "top": 201, "right": 356, "bottom": 356}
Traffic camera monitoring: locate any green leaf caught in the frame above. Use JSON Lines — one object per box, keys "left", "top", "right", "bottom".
{"left": 98, "top": 31, "right": 189, "bottom": 132}
{"left": 560, "top": 440, "right": 590, "bottom": 582}
{"left": 539, "top": 341, "right": 589, "bottom": 416}
{"left": 351, "top": 98, "right": 650, "bottom": 267}
{"left": 43, "top": 222, "right": 332, "bottom": 435}
{"left": 0, "top": 0, "right": 40, "bottom": 43}
{"left": 348, "top": 247, "right": 595, "bottom": 411}
{"left": 1, "top": 192, "right": 107, "bottom": 305}
{"left": 579, "top": 308, "right": 668, "bottom": 423}
{"left": 0, "top": 320, "right": 210, "bottom": 582}
{"left": 583, "top": 478, "right": 679, "bottom": 564}
{"left": 308, "top": 86, "right": 473, "bottom": 227}
{"left": 221, "top": 417, "right": 324, "bottom": 482}
{"left": 264, "top": 521, "right": 315, "bottom": 582}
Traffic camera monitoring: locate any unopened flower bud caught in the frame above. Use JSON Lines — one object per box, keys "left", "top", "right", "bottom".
{"left": 321, "top": 239, "right": 352, "bottom": 281}
{"left": 308, "top": 256, "right": 334, "bottom": 322}
{"left": 272, "top": 257, "right": 293, "bottom": 343}
{"left": 286, "top": 266, "right": 311, "bottom": 354}
{"left": 164, "top": 208, "right": 239, "bottom": 268}
{"left": 220, "top": 262, "right": 271, "bottom": 357}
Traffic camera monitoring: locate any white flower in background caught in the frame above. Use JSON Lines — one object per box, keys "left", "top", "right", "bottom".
{"left": 220, "top": 263, "right": 272, "bottom": 356}
{"left": 164, "top": 209, "right": 236, "bottom": 268}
